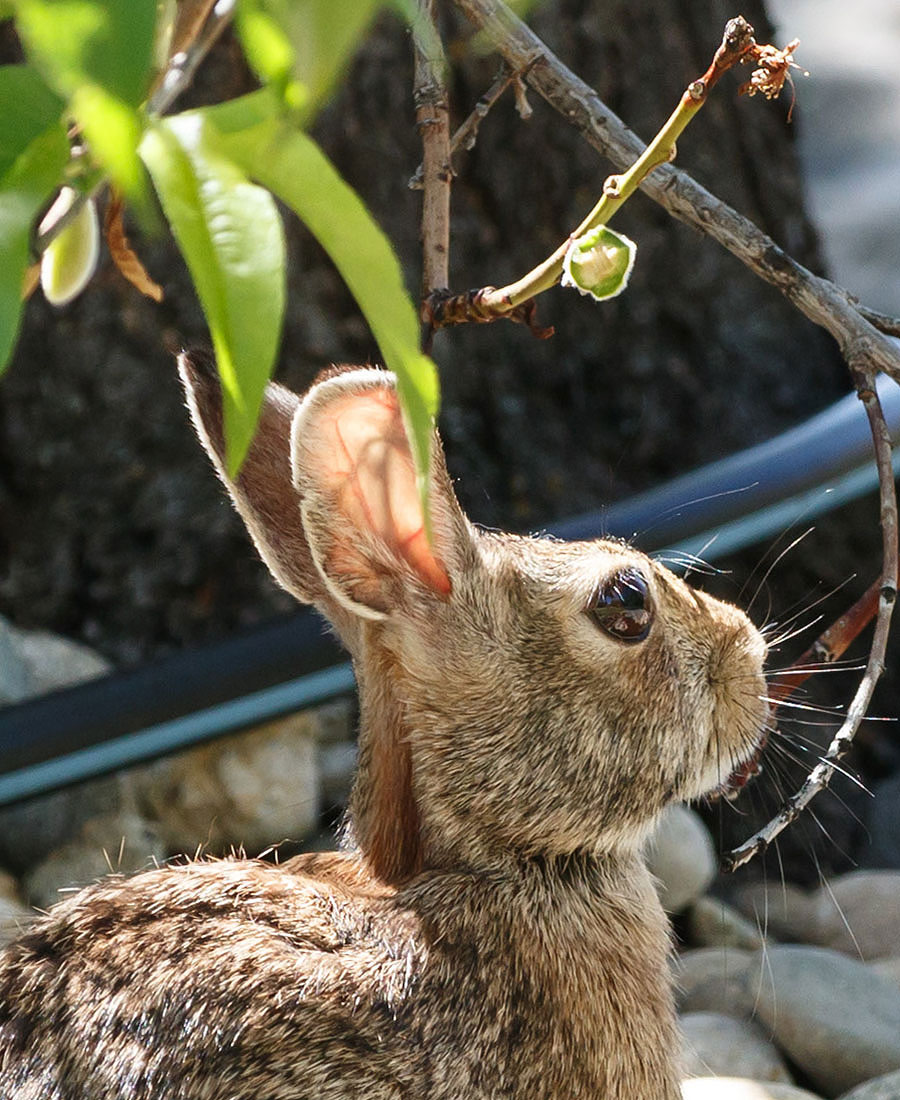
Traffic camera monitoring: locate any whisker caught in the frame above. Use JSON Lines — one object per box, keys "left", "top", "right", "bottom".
{"left": 745, "top": 527, "right": 815, "bottom": 615}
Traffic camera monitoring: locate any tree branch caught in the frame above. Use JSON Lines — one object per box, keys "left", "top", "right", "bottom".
{"left": 412, "top": 0, "right": 452, "bottom": 305}
{"left": 450, "top": 0, "right": 900, "bottom": 388}
{"left": 409, "top": 64, "right": 519, "bottom": 191}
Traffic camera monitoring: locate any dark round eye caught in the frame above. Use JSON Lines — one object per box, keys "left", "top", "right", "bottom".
{"left": 589, "top": 568, "right": 653, "bottom": 643}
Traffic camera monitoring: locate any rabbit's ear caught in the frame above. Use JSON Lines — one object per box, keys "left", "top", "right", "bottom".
{"left": 179, "top": 348, "right": 321, "bottom": 606}
{"left": 292, "top": 368, "right": 460, "bottom": 619}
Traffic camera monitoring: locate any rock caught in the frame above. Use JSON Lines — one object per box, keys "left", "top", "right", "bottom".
{"left": 0, "top": 895, "right": 33, "bottom": 947}
{"left": 838, "top": 1070, "right": 900, "bottom": 1099}
{"left": 732, "top": 882, "right": 820, "bottom": 944}
{"left": 748, "top": 946, "right": 900, "bottom": 1097}
{"left": 682, "top": 1079, "right": 823, "bottom": 1099}
{"left": 0, "top": 772, "right": 139, "bottom": 873}
{"left": 319, "top": 740, "right": 357, "bottom": 807}
{"left": 0, "top": 868, "right": 34, "bottom": 946}
{"left": 135, "top": 711, "right": 320, "bottom": 856}
{"left": 680, "top": 1012, "right": 793, "bottom": 1082}
{"left": 871, "top": 958, "right": 900, "bottom": 993}
{"left": 0, "top": 615, "right": 111, "bottom": 706}
{"left": 674, "top": 947, "right": 759, "bottom": 1018}
{"left": 0, "top": 617, "right": 30, "bottom": 704}
{"left": 814, "top": 872, "right": 900, "bottom": 961}
{"left": 313, "top": 698, "right": 356, "bottom": 745}
{"left": 15, "top": 626, "right": 111, "bottom": 696}
{"left": 867, "top": 773, "right": 900, "bottom": 870}
{"left": 0, "top": 868, "right": 22, "bottom": 902}
{"left": 22, "top": 811, "right": 165, "bottom": 910}
{"left": 646, "top": 805, "right": 716, "bottom": 914}
{"left": 735, "top": 873, "right": 900, "bottom": 962}
{"left": 687, "top": 896, "right": 766, "bottom": 951}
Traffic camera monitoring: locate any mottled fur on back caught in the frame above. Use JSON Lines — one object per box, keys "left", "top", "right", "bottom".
{"left": 0, "top": 359, "right": 768, "bottom": 1098}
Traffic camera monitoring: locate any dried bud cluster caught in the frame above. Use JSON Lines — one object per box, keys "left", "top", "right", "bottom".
{"left": 740, "top": 39, "right": 807, "bottom": 116}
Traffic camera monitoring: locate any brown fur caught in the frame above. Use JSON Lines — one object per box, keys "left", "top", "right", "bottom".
{"left": 0, "top": 360, "right": 768, "bottom": 1098}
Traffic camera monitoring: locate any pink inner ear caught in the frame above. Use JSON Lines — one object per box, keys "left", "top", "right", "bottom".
{"left": 322, "top": 388, "right": 451, "bottom": 598}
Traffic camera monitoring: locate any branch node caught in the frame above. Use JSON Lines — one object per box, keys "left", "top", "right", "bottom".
{"left": 513, "top": 75, "right": 533, "bottom": 119}
{"left": 602, "top": 175, "right": 623, "bottom": 198}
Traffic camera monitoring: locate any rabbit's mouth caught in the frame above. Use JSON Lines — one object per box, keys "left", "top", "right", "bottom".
{"left": 711, "top": 731, "right": 768, "bottom": 802}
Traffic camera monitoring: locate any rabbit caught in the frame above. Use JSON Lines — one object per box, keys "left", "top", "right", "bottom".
{"left": 0, "top": 351, "right": 768, "bottom": 1100}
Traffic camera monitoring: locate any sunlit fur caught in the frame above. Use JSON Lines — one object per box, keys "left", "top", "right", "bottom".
{"left": 0, "top": 360, "right": 767, "bottom": 1100}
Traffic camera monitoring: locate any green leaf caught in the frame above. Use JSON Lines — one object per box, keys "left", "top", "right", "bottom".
{"left": 14, "top": 0, "right": 157, "bottom": 205}
{"left": 0, "top": 64, "right": 64, "bottom": 179}
{"left": 0, "top": 124, "right": 69, "bottom": 373}
{"left": 139, "top": 114, "right": 286, "bottom": 476}
{"left": 240, "top": 0, "right": 386, "bottom": 122}
{"left": 72, "top": 83, "right": 145, "bottom": 204}
{"left": 206, "top": 90, "right": 439, "bottom": 524}
{"left": 561, "top": 226, "right": 637, "bottom": 301}
{"left": 236, "top": 1, "right": 296, "bottom": 97}
{"left": 15, "top": 0, "right": 158, "bottom": 106}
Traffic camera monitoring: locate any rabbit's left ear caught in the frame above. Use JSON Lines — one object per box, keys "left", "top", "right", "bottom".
{"left": 291, "top": 368, "right": 466, "bottom": 619}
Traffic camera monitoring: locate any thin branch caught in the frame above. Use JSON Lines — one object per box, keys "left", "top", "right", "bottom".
{"left": 149, "top": 0, "right": 235, "bottom": 117}
{"left": 858, "top": 305, "right": 900, "bottom": 340}
{"left": 429, "top": 15, "right": 758, "bottom": 328}
{"left": 409, "top": 65, "right": 518, "bottom": 191}
{"left": 412, "top": 0, "right": 452, "bottom": 304}
{"left": 723, "top": 372, "right": 898, "bottom": 871}
{"left": 450, "top": 0, "right": 900, "bottom": 389}
{"left": 765, "top": 578, "right": 881, "bottom": 707}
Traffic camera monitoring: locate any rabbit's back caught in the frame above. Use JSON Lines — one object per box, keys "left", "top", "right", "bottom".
{"left": 0, "top": 850, "right": 680, "bottom": 1099}
{"left": 0, "top": 855, "right": 423, "bottom": 1100}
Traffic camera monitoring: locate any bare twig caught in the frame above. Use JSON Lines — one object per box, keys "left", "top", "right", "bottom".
{"left": 723, "top": 372, "right": 898, "bottom": 871}
{"left": 149, "top": 0, "right": 235, "bottom": 116}
{"left": 409, "top": 65, "right": 519, "bottom": 190}
{"left": 412, "top": 0, "right": 452, "bottom": 306}
{"left": 858, "top": 305, "right": 900, "bottom": 340}
{"left": 766, "top": 577, "right": 881, "bottom": 706}
{"left": 429, "top": 15, "right": 759, "bottom": 329}
{"left": 450, "top": 0, "right": 900, "bottom": 388}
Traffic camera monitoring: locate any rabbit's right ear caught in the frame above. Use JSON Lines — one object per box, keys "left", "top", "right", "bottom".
{"left": 292, "top": 368, "right": 466, "bottom": 620}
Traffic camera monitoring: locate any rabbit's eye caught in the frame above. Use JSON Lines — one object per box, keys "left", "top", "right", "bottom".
{"left": 589, "top": 568, "right": 653, "bottom": 643}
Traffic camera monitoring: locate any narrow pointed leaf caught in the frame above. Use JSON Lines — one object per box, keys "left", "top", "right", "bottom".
{"left": 204, "top": 91, "right": 439, "bottom": 524}
{"left": 15, "top": 0, "right": 158, "bottom": 107}
{"left": 139, "top": 114, "right": 285, "bottom": 475}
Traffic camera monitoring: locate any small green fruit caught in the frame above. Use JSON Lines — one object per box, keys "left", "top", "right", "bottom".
{"left": 561, "top": 226, "right": 637, "bottom": 301}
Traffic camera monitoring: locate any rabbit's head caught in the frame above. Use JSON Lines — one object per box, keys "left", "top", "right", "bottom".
{"left": 182, "top": 358, "right": 767, "bottom": 880}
